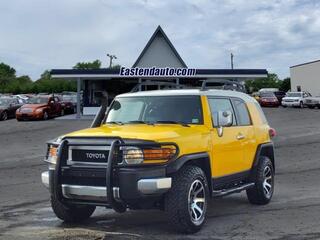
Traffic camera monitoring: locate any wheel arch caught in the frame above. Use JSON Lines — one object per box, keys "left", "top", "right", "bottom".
{"left": 166, "top": 152, "right": 212, "bottom": 196}
{"left": 252, "top": 142, "right": 275, "bottom": 172}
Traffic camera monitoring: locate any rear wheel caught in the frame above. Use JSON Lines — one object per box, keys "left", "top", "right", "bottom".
{"left": 51, "top": 195, "right": 96, "bottom": 223}
{"left": 247, "top": 157, "right": 274, "bottom": 205}
{"left": 165, "top": 165, "right": 209, "bottom": 233}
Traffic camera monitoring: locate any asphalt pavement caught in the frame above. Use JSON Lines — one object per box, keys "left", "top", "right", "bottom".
{"left": 1, "top": 107, "right": 320, "bottom": 240}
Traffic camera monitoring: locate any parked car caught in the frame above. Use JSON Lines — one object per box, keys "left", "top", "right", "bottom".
{"left": 258, "top": 92, "right": 280, "bottom": 107}
{"left": 41, "top": 89, "right": 276, "bottom": 233}
{"left": 304, "top": 96, "right": 320, "bottom": 109}
{"left": 59, "top": 95, "right": 77, "bottom": 114}
{"left": 13, "top": 94, "right": 30, "bottom": 104}
{"left": 0, "top": 97, "right": 22, "bottom": 121}
{"left": 273, "top": 91, "right": 286, "bottom": 102}
{"left": 281, "top": 91, "right": 311, "bottom": 108}
{"left": 259, "top": 88, "right": 279, "bottom": 93}
{"left": 16, "top": 95, "right": 63, "bottom": 121}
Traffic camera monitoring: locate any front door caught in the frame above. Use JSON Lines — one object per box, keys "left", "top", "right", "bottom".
{"left": 207, "top": 97, "right": 245, "bottom": 177}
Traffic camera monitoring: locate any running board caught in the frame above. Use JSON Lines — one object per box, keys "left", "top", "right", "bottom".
{"left": 212, "top": 183, "right": 255, "bottom": 197}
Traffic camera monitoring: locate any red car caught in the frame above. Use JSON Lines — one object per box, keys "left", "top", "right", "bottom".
{"left": 16, "top": 95, "right": 63, "bottom": 121}
{"left": 258, "top": 92, "right": 280, "bottom": 107}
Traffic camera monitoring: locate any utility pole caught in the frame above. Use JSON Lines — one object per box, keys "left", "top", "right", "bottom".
{"left": 107, "top": 53, "right": 117, "bottom": 68}
{"left": 230, "top": 53, "right": 234, "bottom": 69}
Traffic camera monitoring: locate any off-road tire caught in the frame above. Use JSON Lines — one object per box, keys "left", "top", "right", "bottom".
{"left": 247, "top": 157, "right": 274, "bottom": 205}
{"left": 51, "top": 195, "right": 96, "bottom": 223}
{"left": 165, "top": 165, "right": 209, "bottom": 233}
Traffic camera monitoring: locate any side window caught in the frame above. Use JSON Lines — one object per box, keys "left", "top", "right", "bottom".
{"left": 232, "top": 99, "right": 251, "bottom": 126}
{"left": 54, "top": 97, "right": 59, "bottom": 102}
{"left": 207, "top": 98, "right": 236, "bottom": 127}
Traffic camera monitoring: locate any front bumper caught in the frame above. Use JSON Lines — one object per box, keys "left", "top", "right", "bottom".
{"left": 282, "top": 101, "right": 300, "bottom": 107}
{"left": 42, "top": 170, "right": 171, "bottom": 202}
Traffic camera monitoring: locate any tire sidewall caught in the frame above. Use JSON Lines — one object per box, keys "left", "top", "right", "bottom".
{"left": 43, "top": 111, "right": 48, "bottom": 120}
{"left": 252, "top": 157, "right": 274, "bottom": 203}
{"left": 166, "top": 166, "right": 209, "bottom": 233}
{"left": 1, "top": 111, "right": 8, "bottom": 121}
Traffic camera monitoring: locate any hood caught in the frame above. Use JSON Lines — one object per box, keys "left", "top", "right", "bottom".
{"left": 64, "top": 124, "right": 211, "bottom": 155}
{"left": 21, "top": 104, "right": 47, "bottom": 109}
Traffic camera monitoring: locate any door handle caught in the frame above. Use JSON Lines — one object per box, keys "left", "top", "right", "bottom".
{"left": 236, "top": 133, "right": 245, "bottom": 140}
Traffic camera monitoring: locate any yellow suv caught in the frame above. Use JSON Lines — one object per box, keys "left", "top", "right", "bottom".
{"left": 41, "top": 89, "right": 275, "bottom": 233}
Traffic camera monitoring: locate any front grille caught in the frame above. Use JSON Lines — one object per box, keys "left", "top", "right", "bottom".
{"left": 61, "top": 167, "right": 107, "bottom": 186}
{"left": 67, "top": 146, "right": 111, "bottom": 165}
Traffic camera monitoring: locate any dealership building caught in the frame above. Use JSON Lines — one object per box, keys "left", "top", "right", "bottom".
{"left": 51, "top": 26, "right": 267, "bottom": 118}
{"left": 290, "top": 60, "right": 320, "bottom": 96}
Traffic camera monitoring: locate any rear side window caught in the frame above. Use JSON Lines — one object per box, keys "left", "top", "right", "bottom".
{"left": 254, "top": 102, "right": 268, "bottom": 124}
{"left": 232, "top": 99, "right": 251, "bottom": 126}
{"left": 207, "top": 98, "right": 236, "bottom": 127}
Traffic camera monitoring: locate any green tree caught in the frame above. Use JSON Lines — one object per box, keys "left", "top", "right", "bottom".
{"left": 279, "top": 77, "right": 290, "bottom": 92}
{"left": 73, "top": 59, "right": 101, "bottom": 69}
{"left": 0, "top": 62, "right": 16, "bottom": 77}
{"left": 245, "top": 73, "right": 281, "bottom": 93}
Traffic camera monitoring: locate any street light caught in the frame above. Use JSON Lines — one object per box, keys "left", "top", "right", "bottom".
{"left": 107, "top": 53, "right": 117, "bottom": 68}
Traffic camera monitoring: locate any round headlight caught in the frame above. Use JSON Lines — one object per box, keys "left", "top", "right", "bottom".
{"left": 123, "top": 147, "right": 144, "bottom": 164}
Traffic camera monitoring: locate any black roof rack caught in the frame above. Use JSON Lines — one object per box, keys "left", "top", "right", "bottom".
{"left": 201, "top": 79, "right": 246, "bottom": 93}
{"left": 130, "top": 80, "right": 188, "bottom": 93}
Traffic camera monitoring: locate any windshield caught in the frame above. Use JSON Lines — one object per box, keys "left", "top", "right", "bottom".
{"left": 0, "top": 98, "right": 11, "bottom": 105}
{"left": 286, "top": 92, "right": 301, "bottom": 97}
{"left": 260, "top": 92, "right": 275, "bottom": 97}
{"left": 106, "top": 96, "right": 203, "bottom": 124}
{"left": 27, "top": 97, "right": 48, "bottom": 104}
{"left": 62, "top": 95, "right": 76, "bottom": 102}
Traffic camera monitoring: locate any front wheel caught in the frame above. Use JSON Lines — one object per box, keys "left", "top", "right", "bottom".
{"left": 247, "top": 157, "right": 274, "bottom": 205}
{"left": 300, "top": 101, "right": 304, "bottom": 108}
{"left": 43, "top": 111, "right": 49, "bottom": 120}
{"left": 51, "top": 195, "right": 96, "bottom": 223}
{"left": 165, "top": 165, "right": 209, "bottom": 233}
{"left": 1, "top": 111, "right": 8, "bottom": 121}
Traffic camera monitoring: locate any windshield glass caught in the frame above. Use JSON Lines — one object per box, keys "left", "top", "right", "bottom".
{"left": 27, "top": 97, "right": 48, "bottom": 104}
{"left": 62, "top": 95, "right": 76, "bottom": 102}
{"left": 260, "top": 92, "right": 275, "bottom": 97}
{"left": 0, "top": 98, "right": 10, "bottom": 105}
{"left": 287, "top": 92, "right": 301, "bottom": 97}
{"left": 106, "top": 96, "right": 203, "bottom": 124}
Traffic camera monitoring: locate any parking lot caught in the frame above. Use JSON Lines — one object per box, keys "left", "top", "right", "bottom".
{"left": 1, "top": 107, "right": 320, "bottom": 240}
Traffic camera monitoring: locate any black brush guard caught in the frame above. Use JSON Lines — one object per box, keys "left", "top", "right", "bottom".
{"left": 51, "top": 136, "right": 177, "bottom": 209}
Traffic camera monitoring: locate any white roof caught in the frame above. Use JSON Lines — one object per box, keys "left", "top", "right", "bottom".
{"left": 117, "top": 89, "right": 256, "bottom": 103}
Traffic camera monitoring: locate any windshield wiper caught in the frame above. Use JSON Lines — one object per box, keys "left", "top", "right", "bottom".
{"left": 127, "top": 120, "right": 154, "bottom": 125}
{"left": 106, "top": 121, "right": 124, "bottom": 125}
{"left": 154, "top": 120, "right": 190, "bottom": 127}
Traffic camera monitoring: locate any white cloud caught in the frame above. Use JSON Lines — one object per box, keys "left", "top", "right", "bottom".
{"left": 0, "top": 0, "right": 319, "bottom": 79}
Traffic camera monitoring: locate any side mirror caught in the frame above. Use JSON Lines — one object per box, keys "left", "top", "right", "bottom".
{"left": 216, "top": 110, "right": 233, "bottom": 137}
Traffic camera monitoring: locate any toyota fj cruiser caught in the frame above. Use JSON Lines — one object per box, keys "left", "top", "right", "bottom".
{"left": 41, "top": 89, "right": 275, "bottom": 233}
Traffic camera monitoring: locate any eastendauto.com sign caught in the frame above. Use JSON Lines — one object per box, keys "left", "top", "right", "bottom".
{"left": 120, "top": 67, "right": 196, "bottom": 77}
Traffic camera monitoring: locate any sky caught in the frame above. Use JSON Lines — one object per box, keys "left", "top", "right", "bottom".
{"left": 0, "top": 0, "right": 320, "bottom": 80}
